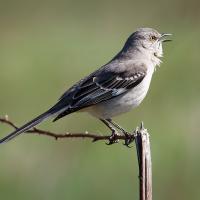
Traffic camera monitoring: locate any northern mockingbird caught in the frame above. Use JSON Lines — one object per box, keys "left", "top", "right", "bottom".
{"left": 0, "top": 27, "right": 171, "bottom": 145}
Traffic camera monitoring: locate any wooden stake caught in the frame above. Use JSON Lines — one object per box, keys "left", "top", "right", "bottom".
{"left": 135, "top": 123, "right": 152, "bottom": 200}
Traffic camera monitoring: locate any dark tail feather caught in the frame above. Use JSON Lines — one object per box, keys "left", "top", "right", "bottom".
{"left": 0, "top": 104, "right": 64, "bottom": 144}
{"left": 52, "top": 109, "right": 72, "bottom": 122}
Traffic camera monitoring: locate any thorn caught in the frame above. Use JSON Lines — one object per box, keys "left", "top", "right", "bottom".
{"left": 92, "top": 138, "right": 97, "bottom": 142}
{"left": 5, "top": 115, "right": 9, "bottom": 121}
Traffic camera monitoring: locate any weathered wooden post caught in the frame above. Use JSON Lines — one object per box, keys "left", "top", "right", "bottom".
{"left": 135, "top": 123, "right": 152, "bottom": 200}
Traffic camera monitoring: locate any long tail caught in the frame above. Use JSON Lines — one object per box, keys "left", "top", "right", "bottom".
{"left": 0, "top": 103, "right": 66, "bottom": 144}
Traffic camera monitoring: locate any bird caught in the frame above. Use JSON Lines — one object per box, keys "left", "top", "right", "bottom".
{"left": 0, "top": 27, "right": 171, "bottom": 145}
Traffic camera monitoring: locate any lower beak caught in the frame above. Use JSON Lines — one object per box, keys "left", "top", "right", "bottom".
{"left": 159, "top": 33, "right": 172, "bottom": 42}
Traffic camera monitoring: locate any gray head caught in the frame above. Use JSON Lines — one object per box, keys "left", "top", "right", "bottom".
{"left": 123, "top": 27, "right": 171, "bottom": 59}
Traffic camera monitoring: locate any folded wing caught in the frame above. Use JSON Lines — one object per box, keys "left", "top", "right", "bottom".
{"left": 53, "top": 63, "right": 147, "bottom": 121}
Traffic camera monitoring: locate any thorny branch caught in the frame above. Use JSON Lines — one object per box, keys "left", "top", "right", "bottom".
{"left": 0, "top": 115, "right": 135, "bottom": 143}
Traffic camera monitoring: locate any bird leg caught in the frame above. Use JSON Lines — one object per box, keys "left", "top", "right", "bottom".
{"left": 106, "top": 119, "right": 133, "bottom": 147}
{"left": 106, "top": 119, "right": 129, "bottom": 136}
{"left": 100, "top": 119, "right": 119, "bottom": 145}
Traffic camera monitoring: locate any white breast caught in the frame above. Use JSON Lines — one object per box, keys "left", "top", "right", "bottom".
{"left": 85, "top": 67, "right": 154, "bottom": 119}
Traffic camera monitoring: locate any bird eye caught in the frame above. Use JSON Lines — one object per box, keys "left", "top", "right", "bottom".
{"left": 149, "top": 35, "right": 157, "bottom": 41}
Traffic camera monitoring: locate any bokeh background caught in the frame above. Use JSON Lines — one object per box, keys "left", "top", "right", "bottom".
{"left": 0, "top": 0, "right": 200, "bottom": 199}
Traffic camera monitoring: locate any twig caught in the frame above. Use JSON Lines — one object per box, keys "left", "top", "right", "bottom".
{"left": 135, "top": 123, "right": 152, "bottom": 200}
{"left": 0, "top": 116, "right": 134, "bottom": 143}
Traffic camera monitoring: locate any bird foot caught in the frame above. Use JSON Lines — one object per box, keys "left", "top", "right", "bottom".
{"left": 106, "top": 131, "right": 119, "bottom": 145}
{"left": 123, "top": 132, "right": 134, "bottom": 148}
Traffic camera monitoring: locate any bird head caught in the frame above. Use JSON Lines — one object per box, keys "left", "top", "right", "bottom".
{"left": 125, "top": 28, "right": 172, "bottom": 60}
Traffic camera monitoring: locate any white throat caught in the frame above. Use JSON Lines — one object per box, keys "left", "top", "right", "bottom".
{"left": 151, "top": 54, "right": 162, "bottom": 67}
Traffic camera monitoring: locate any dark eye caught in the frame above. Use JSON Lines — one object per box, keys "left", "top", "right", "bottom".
{"left": 149, "top": 35, "right": 157, "bottom": 41}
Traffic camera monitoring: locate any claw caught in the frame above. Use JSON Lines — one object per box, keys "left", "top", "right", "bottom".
{"left": 106, "top": 131, "right": 119, "bottom": 145}
{"left": 106, "top": 140, "right": 119, "bottom": 145}
{"left": 123, "top": 133, "right": 134, "bottom": 148}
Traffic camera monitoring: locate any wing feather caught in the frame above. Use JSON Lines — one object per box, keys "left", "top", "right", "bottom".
{"left": 53, "top": 63, "right": 147, "bottom": 121}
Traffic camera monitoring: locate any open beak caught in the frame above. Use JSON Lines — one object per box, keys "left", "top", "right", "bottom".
{"left": 159, "top": 33, "right": 172, "bottom": 42}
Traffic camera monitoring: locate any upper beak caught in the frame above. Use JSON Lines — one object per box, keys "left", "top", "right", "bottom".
{"left": 159, "top": 33, "right": 172, "bottom": 42}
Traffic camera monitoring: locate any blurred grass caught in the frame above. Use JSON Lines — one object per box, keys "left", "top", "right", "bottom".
{"left": 0, "top": 0, "right": 200, "bottom": 199}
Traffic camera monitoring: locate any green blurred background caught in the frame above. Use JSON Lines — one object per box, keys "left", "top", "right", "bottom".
{"left": 0, "top": 0, "right": 200, "bottom": 199}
